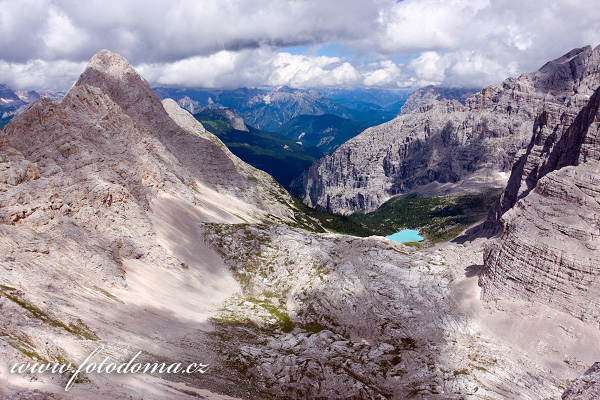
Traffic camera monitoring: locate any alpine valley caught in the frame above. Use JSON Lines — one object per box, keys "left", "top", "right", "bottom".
{"left": 1, "top": 46, "right": 599, "bottom": 400}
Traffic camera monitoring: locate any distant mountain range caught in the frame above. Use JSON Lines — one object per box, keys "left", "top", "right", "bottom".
{"left": 317, "top": 87, "right": 411, "bottom": 113}
{"left": 154, "top": 86, "right": 404, "bottom": 131}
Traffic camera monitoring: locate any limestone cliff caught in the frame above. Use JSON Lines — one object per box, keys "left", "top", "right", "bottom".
{"left": 480, "top": 84, "right": 600, "bottom": 326}
{"left": 295, "top": 45, "right": 600, "bottom": 213}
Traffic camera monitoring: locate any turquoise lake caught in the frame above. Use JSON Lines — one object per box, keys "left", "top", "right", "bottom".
{"left": 386, "top": 229, "right": 424, "bottom": 243}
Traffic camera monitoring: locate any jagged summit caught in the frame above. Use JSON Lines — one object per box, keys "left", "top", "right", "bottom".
{"left": 72, "top": 50, "right": 162, "bottom": 127}
{"left": 551, "top": 45, "right": 591, "bottom": 64}
{"left": 530, "top": 45, "right": 600, "bottom": 101}
{"left": 85, "top": 49, "right": 137, "bottom": 79}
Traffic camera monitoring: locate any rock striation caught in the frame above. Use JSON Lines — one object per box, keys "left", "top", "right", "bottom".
{"left": 480, "top": 78, "right": 600, "bottom": 327}
{"left": 295, "top": 45, "right": 600, "bottom": 214}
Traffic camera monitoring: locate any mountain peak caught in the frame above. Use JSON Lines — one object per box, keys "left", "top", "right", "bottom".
{"left": 551, "top": 45, "right": 592, "bottom": 64}
{"left": 273, "top": 85, "right": 293, "bottom": 93}
{"left": 86, "top": 49, "right": 136, "bottom": 79}
{"left": 73, "top": 50, "right": 159, "bottom": 126}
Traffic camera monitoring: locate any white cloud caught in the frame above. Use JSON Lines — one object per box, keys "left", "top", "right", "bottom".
{"left": 380, "top": 0, "right": 490, "bottom": 53}
{"left": 0, "top": 0, "right": 599, "bottom": 90}
{"left": 0, "top": 59, "right": 87, "bottom": 91}
{"left": 377, "top": 0, "right": 600, "bottom": 87}
{"left": 137, "top": 50, "right": 362, "bottom": 89}
{"left": 362, "top": 60, "right": 403, "bottom": 87}
{"left": 41, "top": 7, "right": 89, "bottom": 58}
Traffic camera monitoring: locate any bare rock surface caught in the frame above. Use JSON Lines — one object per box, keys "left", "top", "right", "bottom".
{"left": 0, "top": 50, "right": 308, "bottom": 399}
{"left": 481, "top": 81, "right": 600, "bottom": 327}
{"left": 295, "top": 45, "right": 600, "bottom": 213}
{"left": 399, "top": 85, "right": 479, "bottom": 114}
{"left": 561, "top": 362, "right": 600, "bottom": 400}
{"left": 200, "top": 223, "right": 600, "bottom": 399}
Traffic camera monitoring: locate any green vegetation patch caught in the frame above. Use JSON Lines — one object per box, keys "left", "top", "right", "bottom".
{"left": 210, "top": 295, "right": 294, "bottom": 334}
{"left": 194, "top": 112, "right": 322, "bottom": 188}
{"left": 0, "top": 286, "right": 98, "bottom": 340}
{"left": 295, "top": 188, "right": 502, "bottom": 243}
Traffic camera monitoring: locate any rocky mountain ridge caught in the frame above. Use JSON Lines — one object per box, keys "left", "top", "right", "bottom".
{"left": 480, "top": 61, "right": 600, "bottom": 328}
{"left": 0, "top": 49, "right": 316, "bottom": 398}
{"left": 295, "top": 45, "right": 600, "bottom": 214}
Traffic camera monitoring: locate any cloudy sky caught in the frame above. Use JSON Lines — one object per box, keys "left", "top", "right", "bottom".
{"left": 1, "top": 0, "right": 599, "bottom": 91}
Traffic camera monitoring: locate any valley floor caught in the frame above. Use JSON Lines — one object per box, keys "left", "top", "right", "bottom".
{"left": 1, "top": 220, "right": 598, "bottom": 400}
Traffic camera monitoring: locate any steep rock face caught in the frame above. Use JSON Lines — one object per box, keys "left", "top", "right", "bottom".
{"left": 296, "top": 45, "right": 600, "bottom": 213}
{"left": 488, "top": 49, "right": 600, "bottom": 225}
{"left": 480, "top": 83, "right": 600, "bottom": 326}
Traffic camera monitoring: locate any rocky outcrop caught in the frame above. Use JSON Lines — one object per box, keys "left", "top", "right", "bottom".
{"left": 202, "top": 223, "right": 579, "bottom": 400}
{"left": 480, "top": 83, "right": 600, "bottom": 326}
{"left": 399, "top": 85, "right": 479, "bottom": 114}
{"left": 561, "top": 362, "right": 600, "bottom": 400}
{"left": 295, "top": 45, "right": 600, "bottom": 214}
{"left": 488, "top": 50, "right": 600, "bottom": 226}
